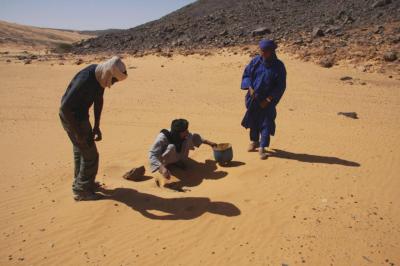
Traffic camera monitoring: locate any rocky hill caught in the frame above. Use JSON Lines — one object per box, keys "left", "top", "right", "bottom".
{"left": 73, "top": 0, "right": 398, "bottom": 49}
{"left": 74, "top": 0, "right": 399, "bottom": 73}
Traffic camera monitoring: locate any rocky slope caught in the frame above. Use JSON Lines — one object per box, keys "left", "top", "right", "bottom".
{"left": 73, "top": 1, "right": 398, "bottom": 49}
{"left": 69, "top": 1, "right": 400, "bottom": 73}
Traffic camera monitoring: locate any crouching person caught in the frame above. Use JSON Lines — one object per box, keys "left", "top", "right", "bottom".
{"left": 149, "top": 119, "right": 216, "bottom": 186}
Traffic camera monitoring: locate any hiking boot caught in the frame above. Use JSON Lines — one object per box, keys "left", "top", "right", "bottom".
{"left": 91, "top": 181, "right": 104, "bottom": 192}
{"left": 247, "top": 141, "right": 259, "bottom": 152}
{"left": 259, "top": 148, "right": 268, "bottom": 160}
{"left": 73, "top": 191, "right": 103, "bottom": 201}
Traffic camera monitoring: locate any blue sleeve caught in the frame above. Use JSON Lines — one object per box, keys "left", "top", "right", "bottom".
{"left": 269, "top": 62, "right": 287, "bottom": 105}
{"left": 241, "top": 57, "right": 258, "bottom": 90}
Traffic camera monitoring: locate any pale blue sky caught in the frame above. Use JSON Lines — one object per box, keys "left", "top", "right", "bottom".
{"left": 0, "top": 0, "right": 196, "bottom": 30}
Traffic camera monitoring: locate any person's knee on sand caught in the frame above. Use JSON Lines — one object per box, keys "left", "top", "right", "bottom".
{"left": 159, "top": 144, "right": 187, "bottom": 171}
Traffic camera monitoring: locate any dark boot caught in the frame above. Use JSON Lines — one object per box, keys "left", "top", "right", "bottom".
{"left": 73, "top": 190, "right": 103, "bottom": 201}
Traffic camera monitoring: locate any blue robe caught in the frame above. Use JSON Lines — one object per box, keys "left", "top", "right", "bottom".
{"left": 241, "top": 55, "right": 286, "bottom": 147}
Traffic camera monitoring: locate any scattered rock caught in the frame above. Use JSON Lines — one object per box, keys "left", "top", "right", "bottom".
{"left": 340, "top": 76, "right": 353, "bottom": 81}
{"left": 24, "top": 59, "right": 32, "bottom": 65}
{"left": 251, "top": 27, "right": 271, "bottom": 36}
{"left": 383, "top": 51, "right": 397, "bottom": 62}
{"left": 312, "top": 27, "right": 324, "bottom": 38}
{"left": 6, "top": 59, "right": 11, "bottom": 63}
{"left": 374, "top": 25, "right": 385, "bottom": 34}
{"left": 16, "top": 55, "right": 27, "bottom": 60}
{"left": 123, "top": 166, "right": 146, "bottom": 181}
{"left": 344, "top": 15, "right": 355, "bottom": 23}
{"left": 325, "top": 26, "right": 342, "bottom": 34}
{"left": 372, "top": 0, "right": 392, "bottom": 8}
{"left": 161, "top": 52, "right": 173, "bottom": 58}
{"left": 362, "top": 255, "right": 373, "bottom": 263}
{"left": 219, "top": 30, "right": 228, "bottom": 36}
{"left": 319, "top": 57, "right": 334, "bottom": 68}
{"left": 338, "top": 112, "right": 359, "bottom": 119}
{"left": 292, "top": 39, "right": 304, "bottom": 45}
{"left": 74, "top": 58, "right": 84, "bottom": 65}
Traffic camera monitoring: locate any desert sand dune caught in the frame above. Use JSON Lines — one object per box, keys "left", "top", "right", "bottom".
{"left": 0, "top": 20, "right": 90, "bottom": 50}
{"left": 0, "top": 52, "right": 399, "bottom": 265}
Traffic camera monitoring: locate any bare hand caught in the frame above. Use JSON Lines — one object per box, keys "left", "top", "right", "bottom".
{"left": 203, "top": 139, "right": 217, "bottom": 148}
{"left": 159, "top": 165, "right": 171, "bottom": 179}
{"left": 93, "top": 127, "right": 102, "bottom": 141}
{"left": 208, "top": 142, "right": 217, "bottom": 148}
{"left": 249, "top": 87, "right": 255, "bottom": 97}
{"left": 260, "top": 99, "right": 270, "bottom": 109}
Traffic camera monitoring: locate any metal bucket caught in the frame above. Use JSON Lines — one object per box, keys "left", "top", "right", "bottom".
{"left": 213, "top": 143, "right": 233, "bottom": 165}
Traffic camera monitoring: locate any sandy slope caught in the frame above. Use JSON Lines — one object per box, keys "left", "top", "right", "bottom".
{"left": 0, "top": 52, "right": 399, "bottom": 266}
{"left": 0, "top": 20, "right": 90, "bottom": 50}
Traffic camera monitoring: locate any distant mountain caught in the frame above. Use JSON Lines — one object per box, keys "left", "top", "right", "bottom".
{"left": 0, "top": 20, "right": 91, "bottom": 49}
{"left": 78, "top": 29, "right": 123, "bottom": 36}
{"left": 56, "top": 28, "right": 123, "bottom": 36}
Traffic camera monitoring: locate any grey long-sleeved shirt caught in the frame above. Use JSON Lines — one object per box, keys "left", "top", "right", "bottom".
{"left": 149, "top": 132, "right": 203, "bottom": 172}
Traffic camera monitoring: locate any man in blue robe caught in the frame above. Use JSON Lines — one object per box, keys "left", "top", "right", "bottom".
{"left": 241, "top": 40, "right": 287, "bottom": 159}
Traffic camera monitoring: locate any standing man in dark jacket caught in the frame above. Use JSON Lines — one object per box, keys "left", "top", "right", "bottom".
{"left": 59, "top": 56, "right": 128, "bottom": 201}
{"left": 241, "top": 40, "right": 287, "bottom": 160}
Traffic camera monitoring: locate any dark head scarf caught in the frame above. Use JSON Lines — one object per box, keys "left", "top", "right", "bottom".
{"left": 161, "top": 119, "right": 189, "bottom": 153}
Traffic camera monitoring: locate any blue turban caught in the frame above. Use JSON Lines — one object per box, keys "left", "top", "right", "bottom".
{"left": 259, "top": 39, "right": 277, "bottom": 51}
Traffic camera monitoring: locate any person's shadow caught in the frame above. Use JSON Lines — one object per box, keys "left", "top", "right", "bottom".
{"left": 167, "top": 159, "right": 243, "bottom": 191}
{"left": 99, "top": 187, "right": 241, "bottom": 220}
{"left": 267, "top": 149, "right": 360, "bottom": 167}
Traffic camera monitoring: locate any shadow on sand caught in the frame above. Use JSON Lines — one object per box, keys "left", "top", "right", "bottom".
{"left": 167, "top": 159, "right": 245, "bottom": 191}
{"left": 99, "top": 187, "right": 241, "bottom": 220}
{"left": 267, "top": 149, "right": 360, "bottom": 167}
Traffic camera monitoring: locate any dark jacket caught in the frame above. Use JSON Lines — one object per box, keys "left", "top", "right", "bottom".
{"left": 60, "top": 64, "right": 104, "bottom": 121}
